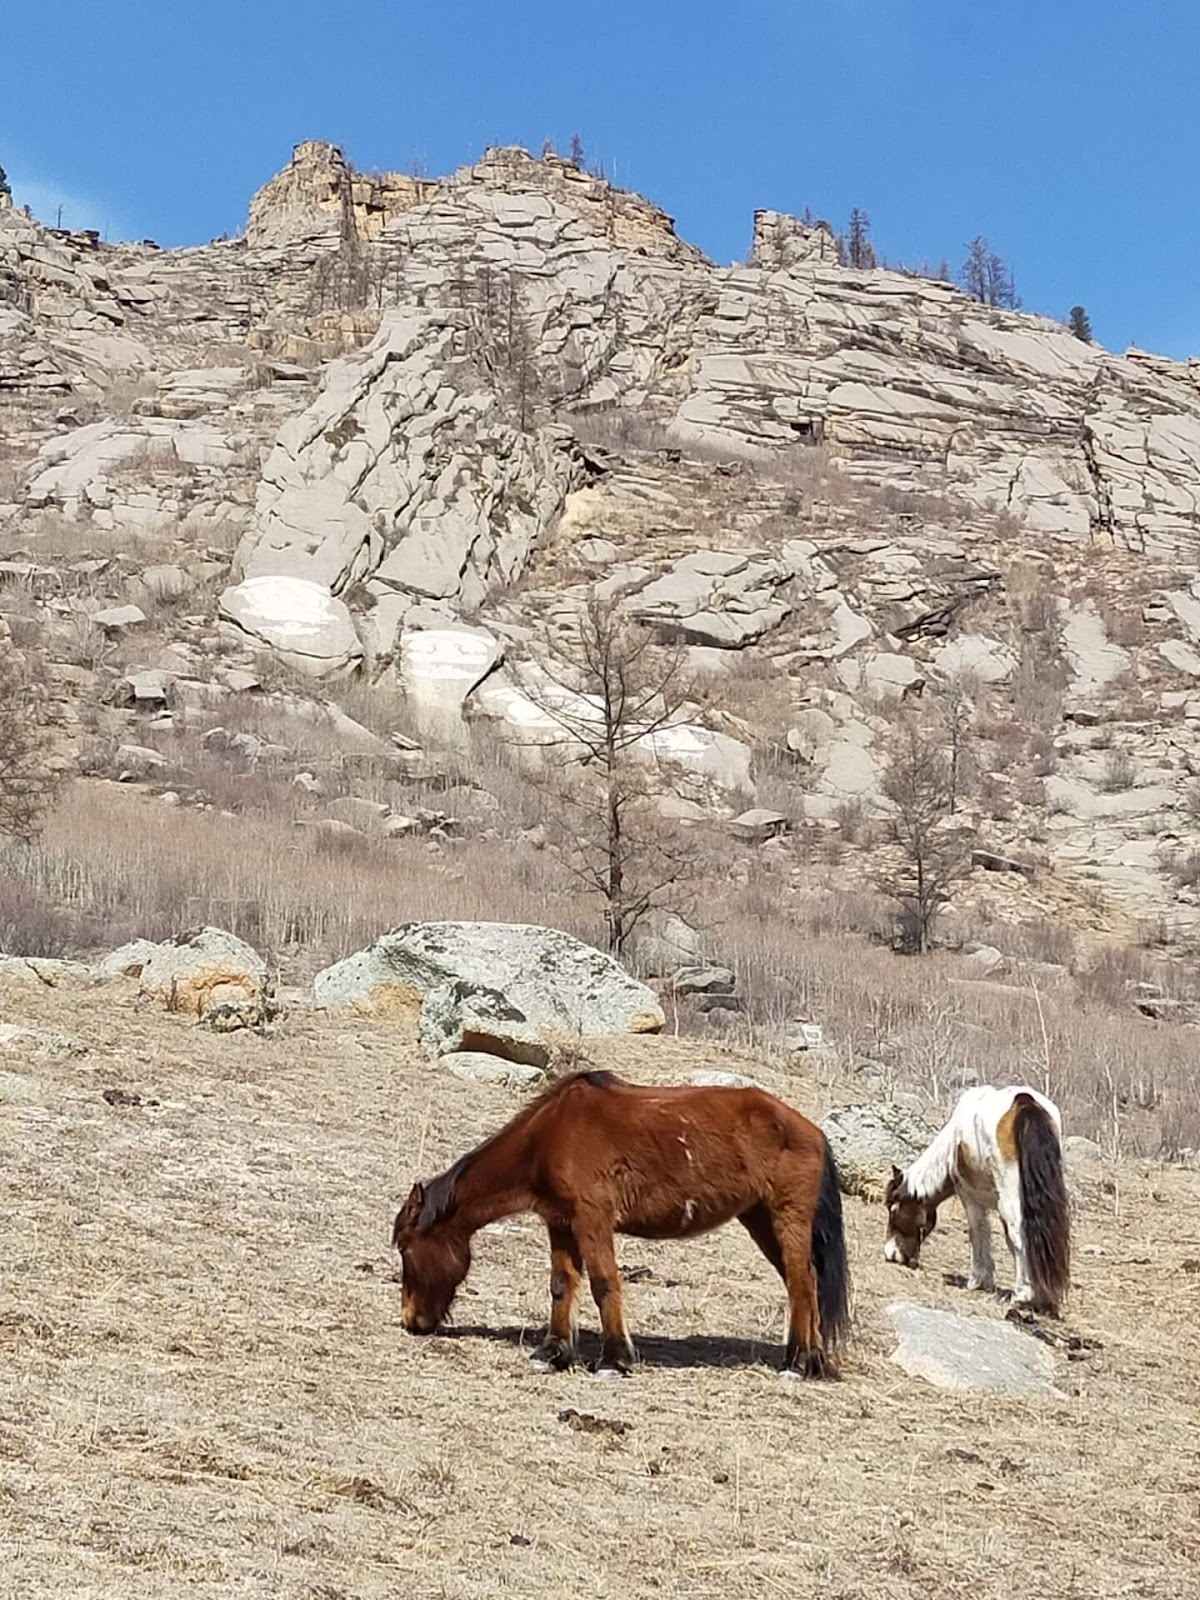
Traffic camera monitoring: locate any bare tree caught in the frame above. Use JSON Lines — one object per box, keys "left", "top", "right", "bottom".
{"left": 517, "top": 591, "right": 695, "bottom": 953}
{"left": 0, "top": 644, "right": 67, "bottom": 842}
{"left": 961, "top": 235, "right": 1019, "bottom": 309}
{"left": 929, "top": 672, "right": 978, "bottom": 816}
{"left": 876, "top": 713, "right": 972, "bottom": 953}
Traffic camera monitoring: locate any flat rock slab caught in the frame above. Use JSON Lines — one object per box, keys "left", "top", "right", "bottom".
{"left": 886, "top": 1301, "right": 1058, "bottom": 1394}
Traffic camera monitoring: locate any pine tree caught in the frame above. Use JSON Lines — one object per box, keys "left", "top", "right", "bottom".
{"left": 568, "top": 133, "right": 585, "bottom": 169}
{"left": 0, "top": 165, "right": 10, "bottom": 201}
{"left": 1068, "top": 305, "right": 1093, "bottom": 343}
{"left": 845, "top": 208, "right": 877, "bottom": 270}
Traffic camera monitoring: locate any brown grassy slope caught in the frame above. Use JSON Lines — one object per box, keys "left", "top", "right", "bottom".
{"left": 1, "top": 982, "right": 1198, "bottom": 1599}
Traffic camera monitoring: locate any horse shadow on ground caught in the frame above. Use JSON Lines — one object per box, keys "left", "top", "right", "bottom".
{"left": 445, "top": 1323, "right": 777, "bottom": 1371}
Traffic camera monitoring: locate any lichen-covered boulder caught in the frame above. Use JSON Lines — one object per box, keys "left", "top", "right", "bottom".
{"left": 138, "top": 927, "right": 270, "bottom": 1019}
{"left": 313, "top": 921, "right": 664, "bottom": 1058}
{"left": 820, "top": 1101, "right": 936, "bottom": 1200}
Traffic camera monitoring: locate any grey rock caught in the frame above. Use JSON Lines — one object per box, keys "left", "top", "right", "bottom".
{"left": 1063, "top": 1134, "right": 1104, "bottom": 1164}
{"left": 962, "top": 944, "right": 1006, "bottom": 976}
{"left": 115, "top": 668, "right": 175, "bottom": 707}
{"left": 821, "top": 1101, "right": 935, "bottom": 1199}
{"left": 886, "top": 1302, "right": 1058, "bottom": 1394}
{"left": 689, "top": 1069, "right": 762, "bottom": 1089}
{"left": 139, "top": 927, "right": 270, "bottom": 1018}
{"left": 96, "top": 939, "right": 163, "bottom": 981}
{"left": 313, "top": 923, "right": 665, "bottom": 1055}
{"left": 0, "top": 954, "right": 94, "bottom": 987}
{"left": 729, "top": 808, "right": 789, "bottom": 844}
{"left": 219, "top": 575, "right": 361, "bottom": 677}
{"left": 672, "top": 965, "right": 736, "bottom": 996}
{"left": 637, "top": 911, "right": 706, "bottom": 978}
{"left": 441, "top": 1050, "right": 550, "bottom": 1089}
{"left": 116, "top": 743, "right": 169, "bottom": 776}
{"left": 91, "top": 603, "right": 147, "bottom": 631}
{"left": 0, "top": 1022, "right": 86, "bottom": 1061}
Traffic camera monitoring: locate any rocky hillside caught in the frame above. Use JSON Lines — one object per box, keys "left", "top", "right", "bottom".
{"left": 4, "top": 139, "right": 1200, "bottom": 969}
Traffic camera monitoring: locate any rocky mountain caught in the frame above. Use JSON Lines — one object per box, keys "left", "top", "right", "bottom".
{"left": 4, "top": 139, "right": 1200, "bottom": 950}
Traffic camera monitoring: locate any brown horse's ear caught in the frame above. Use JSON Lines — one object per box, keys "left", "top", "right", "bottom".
{"left": 891, "top": 1164, "right": 903, "bottom": 1183}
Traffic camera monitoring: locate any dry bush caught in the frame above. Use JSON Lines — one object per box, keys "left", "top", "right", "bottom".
{"left": 1162, "top": 847, "right": 1200, "bottom": 888}
{"left": 568, "top": 406, "right": 673, "bottom": 453}
{"left": 4, "top": 781, "right": 592, "bottom": 977}
{"left": 710, "top": 889, "right": 1200, "bottom": 1150}
{"left": 1099, "top": 748, "right": 1137, "bottom": 793}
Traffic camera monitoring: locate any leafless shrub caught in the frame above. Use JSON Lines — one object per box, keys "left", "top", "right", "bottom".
{"left": 516, "top": 591, "right": 697, "bottom": 952}
{"left": 568, "top": 407, "right": 673, "bottom": 454}
{"left": 0, "top": 643, "right": 69, "bottom": 842}
{"left": 1098, "top": 748, "right": 1137, "bottom": 793}
{"left": 876, "top": 713, "right": 972, "bottom": 953}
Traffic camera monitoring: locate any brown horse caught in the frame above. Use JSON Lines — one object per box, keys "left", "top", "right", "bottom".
{"left": 392, "top": 1069, "right": 850, "bottom": 1378}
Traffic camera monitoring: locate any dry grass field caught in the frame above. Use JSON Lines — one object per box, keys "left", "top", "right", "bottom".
{"left": 2, "top": 979, "right": 1199, "bottom": 1599}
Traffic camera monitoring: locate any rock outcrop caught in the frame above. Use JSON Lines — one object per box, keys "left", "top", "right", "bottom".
{"left": 138, "top": 928, "right": 271, "bottom": 1018}
{"left": 312, "top": 921, "right": 665, "bottom": 1054}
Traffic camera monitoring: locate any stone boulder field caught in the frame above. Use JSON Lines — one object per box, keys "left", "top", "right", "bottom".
{"left": 0, "top": 965, "right": 1198, "bottom": 1599}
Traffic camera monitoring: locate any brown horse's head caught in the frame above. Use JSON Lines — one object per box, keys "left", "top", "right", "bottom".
{"left": 392, "top": 1181, "right": 471, "bottom": 1334}
{"left": 883, "top": 1165, "right": 938, "bottom": 1268}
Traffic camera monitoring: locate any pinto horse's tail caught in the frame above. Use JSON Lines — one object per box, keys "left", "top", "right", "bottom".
{"left": 812, "top": 1138, "right": 851, "bottom": 1350}
{"left": 1015, "top": 1094, "right": 1071, "bottom": 1314}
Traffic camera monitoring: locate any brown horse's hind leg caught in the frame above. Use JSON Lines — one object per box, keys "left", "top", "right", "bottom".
{"left": 530, "top": 1225, "right": 582, "bottom": 1372}
{"left": 739, "top": 1204, "right": 786, "bottom": 1279}
{"left": 774, "top": 1210, "right": 837, "bottom": 1381}
{"left": 574, "top": 1213, "right": 634, "bottom": 1376}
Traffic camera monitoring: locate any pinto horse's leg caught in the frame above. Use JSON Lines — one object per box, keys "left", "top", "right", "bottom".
{"left": 574, "top": 1213, "right": 634, "bottom": 1376}
{"left": 963, "top": 1197, "right": 996, "bottom": 1292}
{"left": 774, "top": 1207, "right": 836, "bottom": 1380}
{"left": 530, "top": 1225, "right": 583, "bottom": 1372}
{"left": 997, "top": 1173, "right": 1033, "bottom": 1304}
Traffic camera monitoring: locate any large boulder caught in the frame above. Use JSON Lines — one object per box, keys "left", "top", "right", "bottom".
{"left": 820, "top": 1101, "right": 936, "bottom": 1200}
{"left": 138, "top": 928, "right": 271, "bottom": 1019}
{"left": 887, "top": 1302, "right": 1057, "bottom": 1395}
{"left": 313, "top": 922, "right": 664, "bottom": 1059}
{"left": 219, "top": 575, "right": 362, "bottom": 677}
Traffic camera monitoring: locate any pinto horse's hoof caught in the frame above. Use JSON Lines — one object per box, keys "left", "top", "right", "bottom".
{"left": 592, "top": 1361, "right": 632, "bottom": 1380}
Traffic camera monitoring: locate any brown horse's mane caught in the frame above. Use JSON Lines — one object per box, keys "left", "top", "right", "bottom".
{"left": 417, "top": 1069, "right": 617, "bottom": 1232}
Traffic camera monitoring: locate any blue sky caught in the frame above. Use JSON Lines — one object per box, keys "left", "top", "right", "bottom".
{"left": 2, "top": 1, "right": 1196, "bottom": 356}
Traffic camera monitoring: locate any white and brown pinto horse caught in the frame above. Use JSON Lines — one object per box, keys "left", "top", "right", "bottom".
{"left": 884, "top": 1085, "right": 1070, "bottom": 1315}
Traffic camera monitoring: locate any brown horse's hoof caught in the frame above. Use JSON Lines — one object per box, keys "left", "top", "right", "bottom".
{"left": 780, "top": 1351, "right": 841, "bottom": 1382}
{"left": 529, "top": 1340, "right": 575, "bottom": 1373}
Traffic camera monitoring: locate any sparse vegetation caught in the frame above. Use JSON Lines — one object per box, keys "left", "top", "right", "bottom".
{"left": 517, "top": 590, "right": 697, "bottom": 953}
{"left": 961, "top": 235, "right": 1020, "bottom": 309}
{"left": 876, "top": 713, "right": 972, "bottom": 954}
{"left": 0, "top": 643, "right": 69, "bottom": 841}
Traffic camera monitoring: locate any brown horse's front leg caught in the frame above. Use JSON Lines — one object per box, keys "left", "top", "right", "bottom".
{"left": 530, "top": 1225, "right": 582, "bottom": 1372}
{"left": 575, "top": 1215, "right": 634, "bottom": 1376}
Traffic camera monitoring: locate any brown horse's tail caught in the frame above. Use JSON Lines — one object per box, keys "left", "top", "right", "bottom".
{"left": 1015, "top": 1094, "right": 1070, "bottom": 1314}
{"left": 813, "top": 1138, "right": 851, "bottom": 1350}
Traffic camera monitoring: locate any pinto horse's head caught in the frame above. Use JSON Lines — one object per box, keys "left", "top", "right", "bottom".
{"left": 883, "top": 1165, "right": 939, "bottom": 1269}
{"left": 392, "top": 1181, "right": 471, "bottom": 1334}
